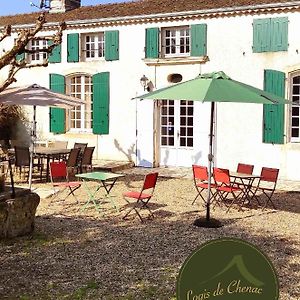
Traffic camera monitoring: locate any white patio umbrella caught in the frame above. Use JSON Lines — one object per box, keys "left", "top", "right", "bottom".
{"left": 0, "top": 84, "right": 85, "bottom": 190}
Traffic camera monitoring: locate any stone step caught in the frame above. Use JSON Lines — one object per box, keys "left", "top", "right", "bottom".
{"left": 92, "top": 160, "right": 134, "bottom": 173}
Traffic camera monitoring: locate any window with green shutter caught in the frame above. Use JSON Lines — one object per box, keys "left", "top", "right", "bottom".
{"left": 253, "top": 17, "right": 288, "bottom": 53}
{"left": 67, "top": 33, "right": 79, "bottom": 62}
{"left": 92, "top": 72, "right": 110, "bottom": 134}
{"left": 105, "top": 31, "right": 119, "bottom": 61}
{"left": 48, "top": 40, "right": 61, "bottom": 63}
{"left": 191, "top": 24, "right": 207, "bottom": 56}
{"left": 49, "top": 74, "right": 66, "bottom": 134}
{"left": 145, "top": 28, "right": 159, "bottom": 58}
{"left": 146, "top": 24, "right": 207, "bottom": 59}
{"left": 263, "top": 69, "right": 285, "bottom": 144}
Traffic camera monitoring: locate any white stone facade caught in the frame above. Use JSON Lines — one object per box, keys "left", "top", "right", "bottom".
{"left": 1, "top": 3, "right": 300, "bottom": 180}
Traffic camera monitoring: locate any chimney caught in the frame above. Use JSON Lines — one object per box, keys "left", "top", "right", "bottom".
{"left": 49, "top": 0, "right": 81, "bottom": 13}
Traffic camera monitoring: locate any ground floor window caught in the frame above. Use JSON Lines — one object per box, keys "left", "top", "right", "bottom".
{"left": 66, "top": 74, "right": 93, "bottom": 131}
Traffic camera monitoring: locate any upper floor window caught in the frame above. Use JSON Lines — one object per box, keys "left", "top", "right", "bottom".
{"left": 67, "top": 31, "right": 119, "bottom": 62}
{"left": 253, "top": 17, "right": 288, "bottom": 53}
{"left": 30, "top": 39, "right": 48, "bottom": 62}
{"left": 290, "top": 73, "right": 300, "bottom": 141}
{"left": 145, "top": 24, "right": 207, "bottom": 59}
{"left": 162, "top": 27, "right": 190, "bottom": 57}
{"left": 66, "top": 74, "right": 93, "bottom": 131}
{"left": 82, "top": 33, "right": 105, "bottom": 60}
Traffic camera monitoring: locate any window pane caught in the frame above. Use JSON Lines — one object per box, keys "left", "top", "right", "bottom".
{"left": 187, "top": 127, "right": 193, "bottom": 136}
{"left": 292, "top": 107, "right": 299, "bottom": 115}
{"left": 187, "top": 117, "right": 193, "bottom": 126}
{"left": 187, "top": 137, "right": 193, "bottom": 147}
{"left": 161, "top": 127, "right": 167, "bottom": 135}
{"left": 180, "top": 127, "right": 186, "bottom": 136}
{"left": 180, "top": 137, "right": 186, "bottom": 146}
{"left": 293, "top": 76, "right": 300, "bottom": 84}
{"left": 292, "top": 128, "right": 299, "bottom": 137}
{"left": 292, "top": 118, "right": 299, "bottom": 126}
{"left": 162, "top": 117, "right": 168, "bottom": 125}
{"left": 293, "top": 85, "right": 300, "bottom": 94}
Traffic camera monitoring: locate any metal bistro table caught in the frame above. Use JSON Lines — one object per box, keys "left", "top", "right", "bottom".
{"left": 34, "top": 147, "right": 70, "bottom": 182}
{"left": 230, "top": 171, "right": 261, "bottom": 207}
{"left": 75, "top": 171, "right": 125, "bottom": 214}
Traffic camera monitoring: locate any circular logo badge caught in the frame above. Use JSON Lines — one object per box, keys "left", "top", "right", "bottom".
{"left": 177, "top": 238, "right": 279, "bottom": 300}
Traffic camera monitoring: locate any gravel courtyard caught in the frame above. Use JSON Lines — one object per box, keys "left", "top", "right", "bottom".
{"left": 0, "top": 170, "right": 299, "bottom": 299}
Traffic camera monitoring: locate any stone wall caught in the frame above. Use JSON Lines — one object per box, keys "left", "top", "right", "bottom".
{"left": 0, "top": 188, "right": 40, "bottom": 238}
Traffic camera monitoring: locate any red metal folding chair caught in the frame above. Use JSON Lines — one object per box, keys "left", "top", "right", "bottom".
{"left": 49, "top": 161, "right": 82, "bottom": 204}
{"left": 192, "top": 165, "right": 217, "bottom": 205}
{"left": 252, "top": 167, "right": 279, "bottom": 210}
{"left": 213, "top": 167, "right": 243, "bottom": 212}
{"left": 122, "top": 172, "right": 158, "bottom": 222}
{"left": 237, "top": 163, "right": 254, "bottom": 174}
{"left": 232, "top": 163, "right": 255, "bottom": 189}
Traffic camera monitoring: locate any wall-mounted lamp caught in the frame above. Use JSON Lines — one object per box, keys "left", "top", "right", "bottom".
{"left": 140, "top": 74, "right": 150, "bottom": 91}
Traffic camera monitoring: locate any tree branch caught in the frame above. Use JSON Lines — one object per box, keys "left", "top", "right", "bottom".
{"left": 0, "top": 13, "right": 66, "bottom": 92}
{"left": 0, "top": 25, "right": 11, "bottom": 42}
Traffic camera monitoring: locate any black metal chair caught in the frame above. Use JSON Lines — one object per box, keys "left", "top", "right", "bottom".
{"left": 73, "top": 143, "right": 87, "bottom": 153}
{"left": 14, "top": 146, "right": 30, "bottom": 180}
{"left": 66, "top": 148, "right": 81, "bottom": 176}
{"left": 80, "top": 146, "right": 95, "bottom": 173}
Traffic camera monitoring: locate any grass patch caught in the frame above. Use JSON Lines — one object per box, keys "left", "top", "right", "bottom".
{"left": 70, "top": 280, "right": 99, "bottom": 300}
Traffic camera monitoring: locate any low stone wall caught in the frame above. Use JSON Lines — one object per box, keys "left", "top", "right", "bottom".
{"left": 0, "top": 187, "right": 40, "bottom": 238}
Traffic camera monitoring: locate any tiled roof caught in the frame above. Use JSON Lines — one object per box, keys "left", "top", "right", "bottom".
{"left": 0, "top": 0, "right": 297, "bottom": 27}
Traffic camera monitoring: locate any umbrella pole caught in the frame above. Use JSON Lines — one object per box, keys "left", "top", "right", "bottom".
{"left": 28, "top": 106, "right": 37, "bottom": 190}
{"left": 206, "top": 101, "right": 215, "bottom": 222}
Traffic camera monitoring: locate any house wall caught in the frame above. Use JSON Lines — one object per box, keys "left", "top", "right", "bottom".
{"left": 2, "top": 8, "right": 300, "bottom": 180}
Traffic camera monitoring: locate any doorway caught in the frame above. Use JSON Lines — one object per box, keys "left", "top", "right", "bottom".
{"left": 159, "top": 100, "right": 194, "bottom": 166}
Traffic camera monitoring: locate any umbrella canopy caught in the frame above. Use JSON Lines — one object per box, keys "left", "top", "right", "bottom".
{"left": 0, "top": 83, "right": 85, "bottom": 191}
{"left": 138, "top": 71, "right": 290, "bottom": 104}
{"left": 137, "top": 71, "right": 291, "bottom": 226}
{"left": 0, "top": 84, "right": 84, "bottom": 108}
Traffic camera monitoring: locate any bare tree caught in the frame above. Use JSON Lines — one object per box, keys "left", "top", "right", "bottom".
{"left": 0, "top": 13, "right": 66, "bottom": 147}
{"left": 0, "top": 12, "right": 66, "bottom": 93}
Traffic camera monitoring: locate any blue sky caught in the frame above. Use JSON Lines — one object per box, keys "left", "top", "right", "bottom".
{"left": 0, "top": 0, "right": 131, "bottom": 16}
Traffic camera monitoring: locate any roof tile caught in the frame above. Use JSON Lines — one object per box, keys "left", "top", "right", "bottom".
{"left": 0, "top": 0, "right": 296, "bottom": 27}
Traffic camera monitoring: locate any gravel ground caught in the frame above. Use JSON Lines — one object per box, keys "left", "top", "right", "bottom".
{"left": 0, "top": 173, "right": 299, "bottom": 299}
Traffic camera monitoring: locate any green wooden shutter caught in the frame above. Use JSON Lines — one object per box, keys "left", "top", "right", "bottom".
{"left": 92, "top": 72, "right": 110, "bottom": 134}
{"left": 145, "top": 28, "right": 159, "bottom": 58}
{"left": 49, "top": 74, "right": 66, "bottom": 133}
{"left": 48, "top": 40, "right": 61, "bottom": 63}
{"left": 270, "top": 17, "right": 288, "bottom": 51}
{"left": 263, "top": 69, "right": 285, "bottom": 144}
{"left": 67, "top": 33, "right": 79, "bottom": 62}
{"left": 253, "top": 18, "right": 271, "bottom": 52}
{"left": 191, "top": 24, "right": 207, "bottom": 56}
{"left": 104, "top": 30, "right": 119, "bottom": 61}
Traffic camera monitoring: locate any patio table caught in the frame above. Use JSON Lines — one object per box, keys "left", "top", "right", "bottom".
{"left": 75, "top": 171, "right": 125, "bottom": 214}
{"left": 230, "top": 171, "right": 261, "bottom": 207}
{"left": 34, "top": 147, "right": 70, "bottom": 182}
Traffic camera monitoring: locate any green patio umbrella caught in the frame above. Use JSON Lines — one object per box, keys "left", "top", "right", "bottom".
{"left": 137, "top": 71, "right": 291, "bottom": 227}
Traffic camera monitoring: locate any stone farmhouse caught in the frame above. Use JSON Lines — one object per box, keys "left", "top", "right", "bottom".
{"left": 1, "top": 0, "right": 300, "bottom": 180}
